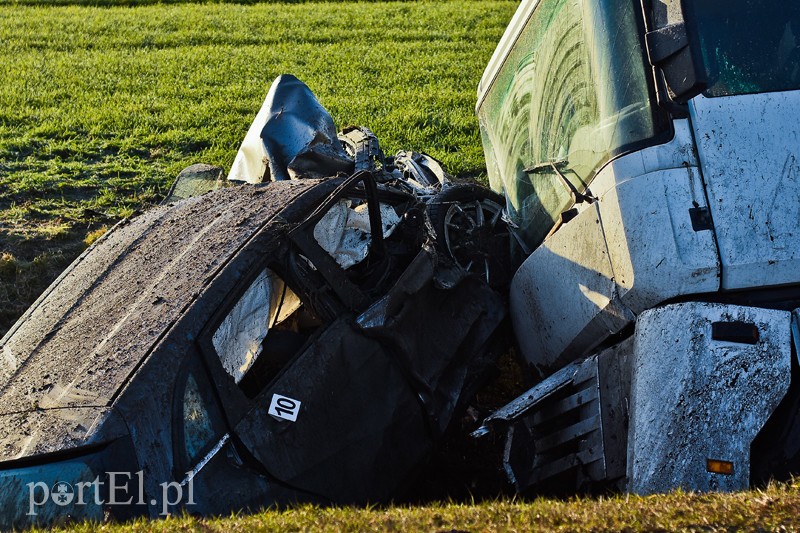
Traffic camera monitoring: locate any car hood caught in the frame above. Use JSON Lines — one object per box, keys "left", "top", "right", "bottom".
{"left": 0, "top": 180, "right": 318, "bottom": 416}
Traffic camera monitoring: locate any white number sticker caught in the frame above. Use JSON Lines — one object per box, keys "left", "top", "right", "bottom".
{"left": 268, "top": 394, "right": 301, "bottom": 422}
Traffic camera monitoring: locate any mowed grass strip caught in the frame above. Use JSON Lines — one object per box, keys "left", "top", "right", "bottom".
{"left": 0, "top": 0, "right": 516, "bottom": 335}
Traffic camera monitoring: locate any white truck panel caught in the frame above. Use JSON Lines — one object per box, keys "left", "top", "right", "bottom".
{"left": 628, "top": 303, "right": 791, "bottom": 494}
{"left": 689, "top": 91, "right": 800, "bottom": 290}
{"left": 590, "top": 119, "right": 699, "bottom": 197}
{"left": 512, "top": 120, "right": 719, "bottom": 372}
{"left": 599, "top": 166, "right": 720, "bottom": 314}
{"left": 511, "top": 203, "right": 632, "bottom": 373}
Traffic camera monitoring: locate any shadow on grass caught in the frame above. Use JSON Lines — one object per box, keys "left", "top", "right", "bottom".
{"left": 0, "top": 225, "right": 102, "bottom": 338}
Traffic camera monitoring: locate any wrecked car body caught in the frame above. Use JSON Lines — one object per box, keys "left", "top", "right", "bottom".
{"left": 0, "top": 75, "right": 510, "bottom": 528}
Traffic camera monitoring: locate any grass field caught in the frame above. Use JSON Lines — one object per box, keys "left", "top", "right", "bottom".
{"left": 4, "top": 1, "right": 800, "bottom": 531}
{"left": 0, "top": 0, "right": 516, "bottom": 336}
{"left": 31, "top": 481, "right": 800, "bottom": 532}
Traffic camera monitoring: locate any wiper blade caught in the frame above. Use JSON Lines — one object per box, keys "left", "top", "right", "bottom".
{"left": 522, "top": 159, "right": 568, "bottom": 174}
{"left": 523, "top": 160, "right": 596, "bottom": 205}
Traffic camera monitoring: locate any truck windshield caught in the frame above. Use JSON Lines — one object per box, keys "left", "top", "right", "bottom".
{"left": 477, "top": 0, "right": 665, "bottom": 252}
{"left": 688, "top": 1, "right": 800, "bottom": 97}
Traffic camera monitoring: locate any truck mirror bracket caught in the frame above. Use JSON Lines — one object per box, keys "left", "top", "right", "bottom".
{"left": 641, "top": 0, "right": 706, "bottom": 105}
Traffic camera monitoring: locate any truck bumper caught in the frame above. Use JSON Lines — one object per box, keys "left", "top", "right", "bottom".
{"left": 477, "top": 302, "right": 794, "bottom": 495}
{"left": 628, "top": 302, "right": 792, "bottom": 493}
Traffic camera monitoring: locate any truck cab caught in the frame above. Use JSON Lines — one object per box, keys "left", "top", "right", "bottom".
{"left": 476, "top": 0, "right": 800, "bottom": 494}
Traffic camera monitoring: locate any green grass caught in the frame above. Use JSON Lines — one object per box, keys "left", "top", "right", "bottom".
{"left": 0, "top": 0, "right": 517, "bottom": 336}
{"left": 30, "top": 481, "right": 800, "bottom": 532}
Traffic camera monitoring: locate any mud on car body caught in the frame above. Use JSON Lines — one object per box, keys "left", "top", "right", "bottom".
{"left": 0, "top": 76, "right": 511, "bottom": 528}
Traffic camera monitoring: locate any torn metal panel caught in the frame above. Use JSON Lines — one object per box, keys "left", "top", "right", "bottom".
{"left": 339, "top": 126, "right": 386, "bottom": 173}
{"left": 228, "top": 74, "right": 353, "bottom": 183}
{"left": 392, "top": 151, "right": 452, "bottom": 191}
{"left": 473, "top": 338, "right": 633, "bottom": 495}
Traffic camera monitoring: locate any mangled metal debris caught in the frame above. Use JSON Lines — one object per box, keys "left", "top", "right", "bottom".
{"left": 0, "top": 74, "right": 511, "bottom": 528}
{"left": 229, "top": 74, "right": 353, "bottom": 183}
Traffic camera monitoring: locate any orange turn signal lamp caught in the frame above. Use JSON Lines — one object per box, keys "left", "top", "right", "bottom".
{"left": 706, "top": 458, "right": 734, "bottom": 475}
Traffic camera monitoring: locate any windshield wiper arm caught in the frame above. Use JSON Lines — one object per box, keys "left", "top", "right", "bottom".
{"left": 523, "top": 160, "right": 596, "bottom": 204}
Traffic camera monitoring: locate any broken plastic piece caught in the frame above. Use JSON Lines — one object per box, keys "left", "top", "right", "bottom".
{"left": 164, "top": 164, "right": 226, "bottom": 203}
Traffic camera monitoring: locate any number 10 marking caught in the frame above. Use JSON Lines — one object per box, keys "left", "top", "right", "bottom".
{"left": 268, "top": 394, "right": 301, "bottom": 422}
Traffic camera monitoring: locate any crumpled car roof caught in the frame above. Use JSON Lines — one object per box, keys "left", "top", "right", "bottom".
{"left": 0, "top": 181, "right": 317, "bottom": 419}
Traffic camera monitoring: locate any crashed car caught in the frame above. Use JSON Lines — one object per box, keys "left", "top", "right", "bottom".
{"left": 0, "top": 75, "right": 511, "bottom": 528}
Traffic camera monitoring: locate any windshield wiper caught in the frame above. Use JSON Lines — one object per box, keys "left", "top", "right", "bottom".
{"left": 523, "top": 160, "right": 596, "bottom": 205}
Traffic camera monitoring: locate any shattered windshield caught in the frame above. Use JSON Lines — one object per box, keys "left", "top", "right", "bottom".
{"left": 477, "top": 0, "right": 664, "bottom": 251}
{"left": 688, "top": 1, "right": 800, "bottom": 97}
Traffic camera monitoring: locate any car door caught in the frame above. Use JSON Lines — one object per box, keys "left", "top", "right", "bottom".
{"left": 194, "top": 173, "right": 432, "bottom": 504}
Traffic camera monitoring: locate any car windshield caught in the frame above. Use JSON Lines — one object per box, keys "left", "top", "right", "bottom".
{"left": 477, "top": 0, "right": 663, "bottom": 251}
{"left": 688, "top": 0, "right": 800, "bottom": 97}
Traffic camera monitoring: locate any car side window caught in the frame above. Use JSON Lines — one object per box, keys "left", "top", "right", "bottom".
{"left": 211, "top": 267, "right": 316, "bottom": 398}
{"left": 212, "top": 268, "right": 301, "bottom": 385}
{"left": 177, "top": 358, "right": 227, "bottom": 470}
